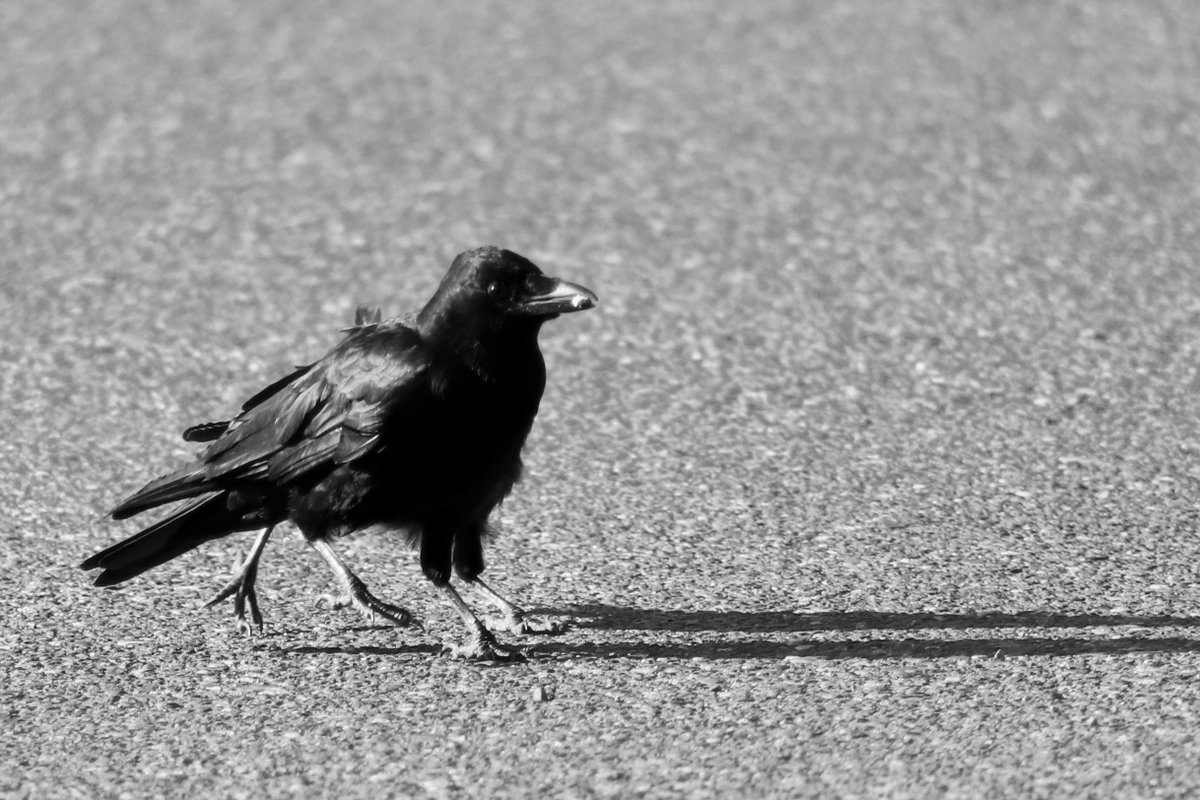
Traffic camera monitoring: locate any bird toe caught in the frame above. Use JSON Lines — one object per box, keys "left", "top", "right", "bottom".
{"left": 486, "top": 614, "right": 571, "bottom": 636}
{"left": 440, "top": 633, "right": 526, "bottom": 663}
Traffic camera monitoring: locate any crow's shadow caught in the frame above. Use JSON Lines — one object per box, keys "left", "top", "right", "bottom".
{"left": 525, "top": 604, "right": 1200, "bottom": 661}
{"left": 279, "top": 643, "right": 439, "bottom": 657}
{"left": 564, "top": 604, "right": 1200, "bottom": 634}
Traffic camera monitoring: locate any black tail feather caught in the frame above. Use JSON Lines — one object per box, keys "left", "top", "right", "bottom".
{"left": 82, "top": 494, "right": 257, "bottom": 586}
{"left": 110, "top": 465, "right": 211, "bottom": 520}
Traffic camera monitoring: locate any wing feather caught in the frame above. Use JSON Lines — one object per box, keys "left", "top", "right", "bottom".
{"left": 267, "top": 430, "right": 342, "bottom": 483}
{"left": 335, "top": 428, "right": 380, "bottom": 463}
{"left": 195, "top": 323, "right": 428, "bottom": 485}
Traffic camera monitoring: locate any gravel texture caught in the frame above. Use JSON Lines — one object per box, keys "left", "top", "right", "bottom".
{"left": 4, "top": 1, "right": 1200, "bottom": 797}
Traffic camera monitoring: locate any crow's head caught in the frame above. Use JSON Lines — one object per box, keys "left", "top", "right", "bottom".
{"left": 435, "top": 246, "right": 596, "bottom": 316}
{"left": 417, "top": 247, "right": 597, "bottom": 371}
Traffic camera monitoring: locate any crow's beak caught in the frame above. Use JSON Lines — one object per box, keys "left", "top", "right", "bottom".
{"left": 517, "top": 276, "right": 598, "bottom": 316}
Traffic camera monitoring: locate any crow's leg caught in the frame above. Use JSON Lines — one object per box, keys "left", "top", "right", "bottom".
{"left": 469, "top": 577, "right": 570, "bottom": 636}
{"left": 307, "top": 537, "right": 415, "bottom": 627}
{"left": 438, "top": 583, "right": 525, "bottom": 663}
{"left": 451, "top": 527, "right": 568, "bottom": 636}
{"left": 203, "top": 526, "right": 273, "bottom": 634}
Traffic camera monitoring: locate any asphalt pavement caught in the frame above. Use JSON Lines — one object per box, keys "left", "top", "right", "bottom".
{"left": 4, "top": 1, "right": 1200, "bottom": 797}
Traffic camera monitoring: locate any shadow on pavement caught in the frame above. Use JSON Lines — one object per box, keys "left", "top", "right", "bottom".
{"left": 530, "top": 604, "right": 1200, "bottom": 660}
{"left": 533, "top": 636, "right": 1200, "bottom": 661}
{"left": 566, "top": 604, "right": 1200, "bottom": 633}
{"left": 263, "top": 607, "right": 1200, "bottom": 661}
{"left": 276, "top": 643, "right": 439, "bottom": 656}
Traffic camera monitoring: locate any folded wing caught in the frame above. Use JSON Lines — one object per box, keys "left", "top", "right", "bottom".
{"left": 112, "top": 323, "right": 429, "bottom": 519}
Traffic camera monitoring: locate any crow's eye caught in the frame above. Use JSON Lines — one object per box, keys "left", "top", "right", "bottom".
{"left": 486, "top": 282, "right": 501, "bottom": 298}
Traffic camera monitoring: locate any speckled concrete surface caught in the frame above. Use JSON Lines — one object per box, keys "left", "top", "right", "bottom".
{"left": 4, "top": 1, "right": 1200, "bottom": 797}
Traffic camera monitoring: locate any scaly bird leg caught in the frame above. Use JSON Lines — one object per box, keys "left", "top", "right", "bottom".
{"left": 306, "top": 538, "right": 416, "bottom": 628}
{"left": 203, "top": 525, "right": 273, "bottom": 635}
{"left": 439, "top": 583, "right": 525, "bottom": 662}
{"left": 469, "top": 576, "right": 570, "bottom": 635}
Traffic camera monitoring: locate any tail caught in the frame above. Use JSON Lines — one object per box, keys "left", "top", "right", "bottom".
{"left": 110, "top": 465, "right": 213, "bottom": 520}
{"left": 81, "top": 493, "right": 255, "bottom": 586}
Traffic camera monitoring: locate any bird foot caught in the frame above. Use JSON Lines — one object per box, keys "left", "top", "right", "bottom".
{"left": 203, "top": 576, "right": 263, "bottom": 635}
{"left": 440, "top": 630, "right": 526, "bottom": 663}
{"left": 485, "top": 613, "right": 571, "bottom": 636}
{"left": 316, "top": 589, "right": 418, "bottom": 629}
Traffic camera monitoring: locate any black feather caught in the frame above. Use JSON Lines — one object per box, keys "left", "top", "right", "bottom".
{"left": 182, "top": 364, "right": 315, "bottom": 442}
{"left": 182, "top": 421, "right": 228, "bottom": 442}
{"left": 239, "top": 363, "right": 316, "bottom": 412}
{"left": 266, "top": 429, "right": 340, "bottom": 483}
{"left": 109, "top": 465, "right": 209, "bottom": 520}
{"left": 356, "top": 304, "right": 382, "bottom": 326}
{"left": 84, "top": 494, "right": 255, "bottom": 585}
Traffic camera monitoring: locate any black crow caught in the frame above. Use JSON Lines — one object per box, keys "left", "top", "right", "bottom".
{"left": 81, "top": 246, "right": 597, "bottom": 661}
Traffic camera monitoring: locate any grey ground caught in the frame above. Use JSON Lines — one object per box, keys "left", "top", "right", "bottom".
{"left": 3, "top": 1, "right": 1200, "bottom": 797}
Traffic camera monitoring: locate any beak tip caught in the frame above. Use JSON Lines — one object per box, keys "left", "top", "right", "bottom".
{"left": 519, "top": 279, "right": 598, "bottom": 315}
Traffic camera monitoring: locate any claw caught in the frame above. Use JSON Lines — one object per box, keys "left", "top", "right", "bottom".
{"left": 305, "top": 538, "right": 417, "bottom": 629}
{"left": 485, "top": 614, "right": 571, "bottom": 636}
{"left": 316, "top": 589, "right": 417, "bottom": 629}
{"left": 203, "top": 526, "right": 272, "bottom": 635}
{"left": 203, "top": 581, "right": 240, "bottom": 609}
{"left": 233, "top": 584, "right": 263, "bottom": 635}
{"left": 440, "top": 631, "right": 526, "bottom": 663}
{"left": 315, "top": 592, "right": 349, "bottom": 610}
